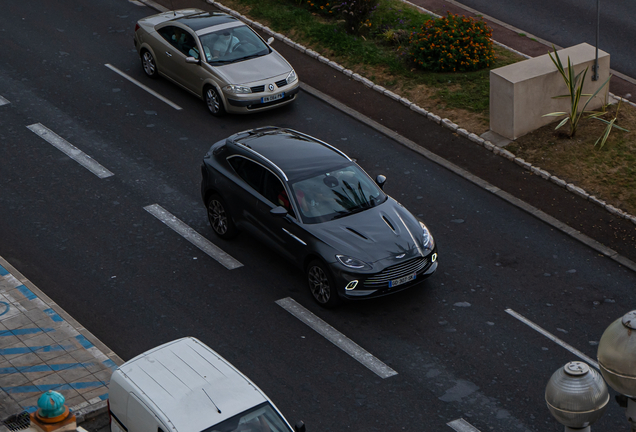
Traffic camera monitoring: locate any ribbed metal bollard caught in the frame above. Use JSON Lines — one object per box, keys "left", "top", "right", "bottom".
{"left": 545, "top": 361, "right": 609, "bottom": 431}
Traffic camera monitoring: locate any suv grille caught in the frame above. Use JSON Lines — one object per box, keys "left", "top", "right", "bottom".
{"left": 363, "top": 257, "right": 428, "bottom": 288}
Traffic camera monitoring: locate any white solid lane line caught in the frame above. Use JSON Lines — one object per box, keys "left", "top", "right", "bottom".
{"left": 105, "top": 64, "right": 183, "bottom": 111}
{"left": 26, "top": 123, "right": 114, "bottom": 179}
{"left": 505, "top": 308, "right": 599, "bottom": 369}
{"left": 144, "top": 204, "right": 243, "bottom": 270}
{"left": 276, "top": 297, "right": 398, "bottom": 379}
{"left": 0, "top": 95, "right": 9, "bottom": 106}
{"left": 447, "top": 418, "right": 482, "bottom": 432}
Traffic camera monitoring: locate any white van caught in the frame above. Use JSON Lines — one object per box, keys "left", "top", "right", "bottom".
{"left": 108, "top": 337, "right": 305, "bottom": 432}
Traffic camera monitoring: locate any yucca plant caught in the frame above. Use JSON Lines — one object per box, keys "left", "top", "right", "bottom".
{"left": 543, "top": 46, "right": 610, "bottom": 138}
{"left": 589, "top": 98, "right": 629, "bottom": 149}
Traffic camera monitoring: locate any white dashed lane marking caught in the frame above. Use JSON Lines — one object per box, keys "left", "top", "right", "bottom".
{"left": 26, "top": 123, "right": 114, "bottom": 179}
{"left": 506, "top": 308, "right": 599, "bottom": 369}
{"left": 276, "top": 297, "right": 398, "bottom": 379}
{"left": 0, "top": 95, "right": 9, "bottom": 106}
{"left": 447, "top": 418, "right": 482, "bottom": 432}
{"left": 105, "top": 63, "right": 183, "bottom": 110}
{"left": 144, "top": 204, "right": 243, "bottom": 270}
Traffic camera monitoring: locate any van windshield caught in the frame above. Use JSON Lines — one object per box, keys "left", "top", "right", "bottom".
{"left": 203, "top": 402, "right": 293, "bottom": 432}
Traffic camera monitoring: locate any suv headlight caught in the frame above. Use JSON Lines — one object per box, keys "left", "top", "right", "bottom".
{"left": 224, "top": 84, "right": 252, "bottom": 94}
{"left": 336, "top": 255, "right": 371, "bottom": 270}
{"left": 286, "top": 69, "right": 297, "bottom": 84}
{"left": 419, "top": 221, "right": 435, "bottom": 250}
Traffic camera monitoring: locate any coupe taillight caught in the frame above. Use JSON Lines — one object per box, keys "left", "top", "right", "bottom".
{"left": 134, "top": 23, "right": 140, "bottom": 32}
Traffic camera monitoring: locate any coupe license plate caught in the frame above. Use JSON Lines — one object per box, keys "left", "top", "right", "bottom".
{"left": 261, "top": 92, "right": 284, "bottom": 103}
{"left": 389, "top": 272, "right": 416, "bottom": 288}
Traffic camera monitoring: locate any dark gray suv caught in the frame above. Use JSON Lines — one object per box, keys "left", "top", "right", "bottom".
{"left": 201, "top": 127, "right": 438, "bottom": 307}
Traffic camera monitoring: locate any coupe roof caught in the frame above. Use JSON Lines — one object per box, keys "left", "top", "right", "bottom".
{"left": 174, "top": 11, "right": 238, "bottom": 32}
{"left": 233, "top": 128, "right": 352, "bottom": 181}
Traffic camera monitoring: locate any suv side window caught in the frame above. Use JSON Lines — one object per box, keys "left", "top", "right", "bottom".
{"left": 263, "top": 170, "right": 296, "bottom": 218}
{"left": 228, "top": 157, "right": 265, "bottom": 192}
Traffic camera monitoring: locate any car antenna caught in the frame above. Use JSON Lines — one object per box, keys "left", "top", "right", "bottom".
{"left": 202, "top": 388, "right": 222, "bottom": 413}
{"left": 170, "top": 0, "right": 176, "bottom": 16}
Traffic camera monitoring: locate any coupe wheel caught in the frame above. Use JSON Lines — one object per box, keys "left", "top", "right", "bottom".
{"left": 204, "top": 86, "right": 225, "bottom": 116}
{"left": 141, "top": 50, "right": 158, "bottom": 78}
{"left": 307, "top": 260, "right": 340, "bottom": 308}
{"left": 207, "top": 194, "right": 237, "bottom": 239}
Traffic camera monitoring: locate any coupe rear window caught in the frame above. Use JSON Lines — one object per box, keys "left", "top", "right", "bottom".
{"left": 290, "top": 163, "right": 387, "bottom": 223}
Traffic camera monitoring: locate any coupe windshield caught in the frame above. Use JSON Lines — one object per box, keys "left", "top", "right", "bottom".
{"left": 203, "top": 402, "right": 292, "bottom": 432}
{"left": 290, "top": 163, "right": 387, "bottom": 223}
{"left": 199, "top": 25, "right": 270, "bottom": 64}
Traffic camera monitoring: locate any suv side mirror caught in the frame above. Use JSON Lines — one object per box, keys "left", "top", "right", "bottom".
{"left": 270, "top": 206, "right": 288, "bottom": 217}
{"left": 375, "top": 174, "right": 386, "bottom": 189}
{"left": 294, "top": 421, "right": 306, "bottom": 432}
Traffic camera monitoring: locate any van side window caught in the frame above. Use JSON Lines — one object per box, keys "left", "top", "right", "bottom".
{"left": 158, "top": 428, "right": 165, "bottom": 432}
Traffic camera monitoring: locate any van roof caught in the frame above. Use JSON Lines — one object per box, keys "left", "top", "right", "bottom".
{"left": 116, "top": 337, "right": 267, "bottom": 432}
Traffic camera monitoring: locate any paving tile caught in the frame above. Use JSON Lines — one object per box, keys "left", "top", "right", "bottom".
{"left": 14, "top": 297, "right": 40, "bottom": 312}
{"left": 0, "top": 334, "right": 22, "bottom": 349}
{"left": 57, "top": 365, "right": 92, "bottom": 384}
{"left": 93, "top": 369, "right": 113, "bottom": 385}
{"left": 0, "top": 313, "right": 33, "bottom": 329}
{"left": 7, "top": 386, "right": 41, "bottom": 403}
{"left": 22, "top": 332, "right": 56, "bottom": 351}
{"left": 82, "top": 360, "right": 104, "bottom": 374}
{"left": 47, "top": 322, "right": 80, "bottom": 343}
{"left": 49, "top": 385, "right": 81, "bottom": 403}
{"left": 65, "top": 394, "right": 87, "bottom": 410}
{"left": 80, "top": 385, "right": 109, "bottom": 401}
{"left": 46, "top": 353, "right": 80, "bottom": 372}
{"left": 0, "top": 340, "right": 31, "bottom": 360}
{"left": 8, "top": 352, "right": 43, "bottom": 368}
{"left": 13, "top": 326, "right": 56, "bottom": 344}
{"left": 68, "top": 348, "right": 96, "bottom": 364}
{"left": 23, "top": 308, "right": 48, "bottom": 323}
{"left": 0, "top": 371, "right": 30, "bottom": 388}
{"left": 32, "top": 371, "right": 64, "bottom": 390}
{"left": 16, "top": 393, "right": 40, "bottom": 409}
{"left": 68, "top": 378, "right": 106, "bottom": 396}
{"left": 33, "top": 315, "right": 67, "bottom": 331}
{"left": 34, "top": 345, "right": 72, "bottom": 363}
{"left": 0, "top": 389, "right": 23, "bottom": 418}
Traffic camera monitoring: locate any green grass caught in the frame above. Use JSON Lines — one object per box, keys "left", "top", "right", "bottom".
{"left": 222, "top": 0, "right": 521, "bottom": 115}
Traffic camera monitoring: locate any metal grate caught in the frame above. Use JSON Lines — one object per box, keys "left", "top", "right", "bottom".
{"left": 2, "top": 411, "right": 31, "bottom": 431}
{"left": 250, "top": 85, "right": 265, "bottom": 93}
{"left": 363, "top": 257, "right": 428, "bottom": 287}
{"left": 275, "top": 79, "right": 288, "bottom": 88}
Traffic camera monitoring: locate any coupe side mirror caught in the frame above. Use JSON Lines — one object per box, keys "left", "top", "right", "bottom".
{"left": 267, "top": 37, "right": 274, "bottom": 45}
{"left": 375, "top": 174, "right": 387, "bottom": 189}
{"left": 270, "top": 206, "right": 288, "bottom": 217}
{"left": 185, "top": 56, "right": 200, "bottom": 65}
{"left": 294, "top": 421, "right": 306, "bottom": 432}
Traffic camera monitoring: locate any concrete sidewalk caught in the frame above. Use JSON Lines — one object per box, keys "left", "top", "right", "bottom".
{"left": 0, "top": 257, "right": 122, "bottom": 423}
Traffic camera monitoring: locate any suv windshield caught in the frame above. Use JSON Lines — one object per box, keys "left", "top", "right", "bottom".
{"left": 290, "top": 163, "right": 387, "bottom": 223}
{"left": 199, "top": 25, "right": 270, "bottom": 64}
{"left": 203, "top": 402, "right": 292, "bottom": 432}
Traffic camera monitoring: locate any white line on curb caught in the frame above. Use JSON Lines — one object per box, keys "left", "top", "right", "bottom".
{"left": 105, "top": 63, "right": 182, "bottom": 110}
{"left": 447, "top": 418, "right": 482, "bottom": 432}
{"left": 26, "top": 123, "right": 114, "bottom": 179}
{"left": 505, "top": 308, "right": 599, "bottom": 369}
{"left": 276, "top": 297, "right": 398, "bottom": 379}
{"left": 0, "top": 95, "right": 9, "bottom": 106}
{"left": 144, "top": 204, "right": 242, "bottom": 270}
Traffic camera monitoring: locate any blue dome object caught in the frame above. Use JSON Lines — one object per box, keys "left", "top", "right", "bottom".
{"left": 37, "top": 390, "right": 66, "bottom": 418}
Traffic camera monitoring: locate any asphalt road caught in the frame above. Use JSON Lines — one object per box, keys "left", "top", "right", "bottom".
{"left": 1, "top": 0, "right": 635, "bottom": 431}
{"left": 453, "top": 0, "right": 636, "bottom": 79}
